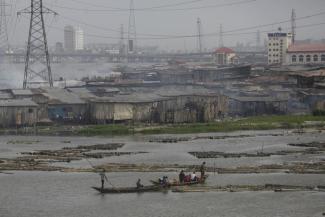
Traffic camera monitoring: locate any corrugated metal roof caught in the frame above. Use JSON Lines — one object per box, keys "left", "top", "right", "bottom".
{"left": 41, "top": 88, "right": 85, "bottom": 105}
{"left": 0, "top": 99, "right": 38, "bottom": 107}
{"left": 11, "top": 89, "right": 33, "bottom": 96}
{"left": 92, "top": 93, "right": 170, "bottom": 103}
{"left": 230, "top": 96, "right": 289, "bottom": 102}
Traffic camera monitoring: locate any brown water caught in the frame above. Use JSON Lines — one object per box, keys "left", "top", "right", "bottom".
{"left": 0, "top": 130, "right": 324, "bottom": 216}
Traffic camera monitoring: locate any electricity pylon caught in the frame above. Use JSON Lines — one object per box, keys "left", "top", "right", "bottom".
{"left": 18, "top": 0, "right": 57, "bottom": 89}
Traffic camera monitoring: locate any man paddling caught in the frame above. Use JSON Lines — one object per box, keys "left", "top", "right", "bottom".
{"left": 99, "top": 169, "right": 108, "bottom": 190}
{"left": 200, "top": 162, "right": 206, "bottom": 179}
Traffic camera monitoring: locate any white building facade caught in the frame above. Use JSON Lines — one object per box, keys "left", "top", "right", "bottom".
{"left": 75, "top": 26, "right": 84, "bottom": 51}
{"left": 286, "top": 44, "right": 325, "bottom": 65}
{"left": 267, "top": 32, "right": 292, "bottom": 65}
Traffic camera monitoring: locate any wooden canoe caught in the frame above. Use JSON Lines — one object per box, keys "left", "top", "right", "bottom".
{"left": 151, "top": 175, "right": 208, "bottom": 187}
{"left": 92, "top": 185, "right": 162, "bottom": 194}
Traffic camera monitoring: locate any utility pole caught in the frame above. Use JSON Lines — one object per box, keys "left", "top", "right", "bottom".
{"left": 291, "top": 9, "right": 296, "bottom": 44}
{"left": 256, "top": 30, "right": 260, "bottom": 51}
{"left": 219, "top": 24, "right": 224, "bottom": 48}
{"left": 0, "top": 0, "right": 9, "bottom": 54}
{"left": 18, "top": 0, "right": 57, "bottom": 89}
{"left": 119, "top": 24, "right": 125, "bottom": 60}
{"left": 196, "top": 17, "right": 203, "bottom": 53}
{"left": 127, "top": 0, "right": 137, "bottom": 62}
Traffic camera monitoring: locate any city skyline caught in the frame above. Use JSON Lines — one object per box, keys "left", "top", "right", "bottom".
{"left": 4, "top": 0, "right": 325, "bottom": 51}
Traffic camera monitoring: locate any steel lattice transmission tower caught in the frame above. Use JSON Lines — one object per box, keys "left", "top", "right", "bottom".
{"left": 291, "top": 9, "right": 296, "bottom": 44}
{"left": 0, "top": 0, "right": 9, "bottom": 54}
{"left": 196, "top": 17, "right": 203, "bottom": 53}
{"left": 18, "top": 0, "right": 57, "bottom": 89}
{"left": 127, "top": 0, "right": 137, "bottom": 56}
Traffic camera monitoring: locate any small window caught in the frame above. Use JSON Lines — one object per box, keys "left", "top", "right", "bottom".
{"left": 299, "top": 55, "right": 304, "bottom": 62}
{"left": 313, "top": 55, "right": 318, "bottom": 62}
{"left": 321, "top": 54, "right": 325, "bottom": 62}
{"left": 28, "top": 108, "right": 34, "bottom": 113}
{"left": 306, "top": 55, "right": 311, "bottom": 62}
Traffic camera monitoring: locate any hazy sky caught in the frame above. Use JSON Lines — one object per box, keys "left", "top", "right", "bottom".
{"left": 7, "top": 0, "right": 325, "bottom": 51}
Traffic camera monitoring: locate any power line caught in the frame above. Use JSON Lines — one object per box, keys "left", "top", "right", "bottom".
{"left": 56, "top": 10, "right": 325, "bottom": 39}
{"left": 41, "top": 21, "right": 325, "bottom": 41}
{"left": 47, "top": 0, "right": 256, "bottom": 13}
{"left": 60, "top": 0, "right": 208, "bottom": 11}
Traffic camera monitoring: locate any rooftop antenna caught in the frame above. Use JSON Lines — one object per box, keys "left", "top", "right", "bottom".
{"left": 291, "top": 9, "right": 296, "bottom": 44}
{"left": 18, "top": 0, "right": 58, "bottom": 89}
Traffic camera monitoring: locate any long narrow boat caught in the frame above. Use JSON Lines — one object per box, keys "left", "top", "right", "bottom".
{"left": 151, "top": 175, "right": 209, "bottom": 187}
{"left": 92, "top": 185, "right": 162, "bottom": 194}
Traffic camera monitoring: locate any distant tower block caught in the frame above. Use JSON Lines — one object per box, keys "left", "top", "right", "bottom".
{"left": 64, "top": 25, "right": 75, "bottom": 52}
{"left": 127, "top": 0, "right": 137, "bottom": 54}
{"left": 18, "top": 0, "right": 57, "bottom": 89}
{"left": 0, "top": 0, "right": 9, "bottom": 54}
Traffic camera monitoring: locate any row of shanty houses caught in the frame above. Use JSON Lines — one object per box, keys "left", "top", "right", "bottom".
{"left": 0, "top": 86, "right": 229, "bottom": 127}
{"left": 1, "top": 83, "right": 323, "bottom": 128}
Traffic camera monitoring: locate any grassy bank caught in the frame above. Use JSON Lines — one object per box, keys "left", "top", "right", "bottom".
{"left": 77, "top": 115, "right": 325, "bottom": 136}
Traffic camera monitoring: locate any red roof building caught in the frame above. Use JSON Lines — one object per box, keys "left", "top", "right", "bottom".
{"left": 214, "top": 47, "right": 238, "bottom": 65}
{"left": 214, "top": 47, "right": 235, "bottom": 54}
{"left": 286, "top": 43, "right": 325, "bottom": 65}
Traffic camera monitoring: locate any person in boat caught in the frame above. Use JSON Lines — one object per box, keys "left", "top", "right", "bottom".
{"left": 191, "top": 172, "right": 197, "bottom": 181}
{"left": 136, "top": 178, "right": 144, "bottom": 189}
{"left": 179, "top": 170, "right": 185, "bottom": 183}
{"left": 99, "top": 169, "right": 108, "bottom": 189}
{"left": 200, "top": 162, "right": 206, "bottom": 179}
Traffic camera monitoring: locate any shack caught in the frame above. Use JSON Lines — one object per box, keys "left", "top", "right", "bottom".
{"left": 228, "top": 96, "right": 288, "bottom": 116}
{"left": 41, "top": 88, "right": 88, "bottom": 123}
{"left": 289, "top": 70, "right": 325, "bottom": 88}
{"left": 0, "top": 99, "right": 38, "bottom": 128}
{"left": 89, "top": 93, "right": 171, "bottom": 124}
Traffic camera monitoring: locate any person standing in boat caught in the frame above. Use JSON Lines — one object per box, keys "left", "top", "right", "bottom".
{"left": 136, "top": 178, "right": 144, "bottom": 189}
{"left": 200, "top": 162, "right": 206, "bottom": 179}
{"left": 179, "top": 170, "right": 185, "bottom": 183}
{"left": 99, "top": 169, "right": 108, "bottom": 190}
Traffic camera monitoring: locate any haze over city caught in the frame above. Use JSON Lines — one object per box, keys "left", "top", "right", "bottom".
{"left": 7, "top": 0, "right": 325, "bottom": 50}
{"left": 0, "top": 1, "right": 325, "bottom": 217}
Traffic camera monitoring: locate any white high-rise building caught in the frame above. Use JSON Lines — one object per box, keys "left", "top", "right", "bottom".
{"left": 75, "top": 26, "right": 84, "bottom": 51}
{"left": 267, "top": 32, "right": 293, "bottom": 65}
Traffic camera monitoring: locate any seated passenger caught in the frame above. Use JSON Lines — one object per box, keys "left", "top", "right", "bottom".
{"left": 191, "top": 172, "right": 197, "bottom": 181}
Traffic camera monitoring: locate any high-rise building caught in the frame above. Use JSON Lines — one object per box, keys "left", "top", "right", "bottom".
{"left": 267, "top": 32, "right": 293, "bottom": 65}
{"left": 64, "top": 25, "right": 75, "bottom": 52}
{"left": 75, "top": 26, "right": 84, "bottom": 51}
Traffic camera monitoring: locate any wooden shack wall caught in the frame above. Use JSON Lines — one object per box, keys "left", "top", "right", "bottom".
{"left": 0, "top": 106, "right": 37, "bottom": 127}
